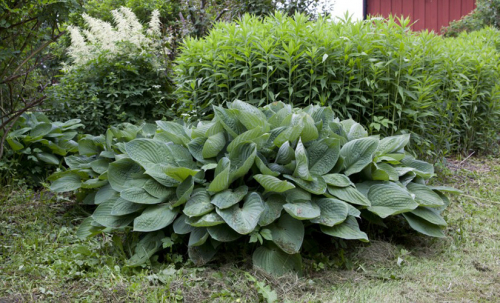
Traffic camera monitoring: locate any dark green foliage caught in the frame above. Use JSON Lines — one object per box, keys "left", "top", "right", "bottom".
{"left": 443, "top": 0, "right": 500, "bottom": 37}
{"left": 49, "top": 101, "right": 457, "bottom": 276}
{"left": 174, "top": 13, "right": 500, "bottom": 158}
{"left": 0, "top": 113, "right": 82, "bottom": 185}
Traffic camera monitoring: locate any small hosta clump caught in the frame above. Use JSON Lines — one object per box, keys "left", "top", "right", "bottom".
{"left": 50, "top": 101, "right": 458, "bottom": 276}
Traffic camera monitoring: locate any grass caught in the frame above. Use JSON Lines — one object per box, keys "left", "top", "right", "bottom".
{"left": 1, "top": 155, "right": 499, "bottom": 302}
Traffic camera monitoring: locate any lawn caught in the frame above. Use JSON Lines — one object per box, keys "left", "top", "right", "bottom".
{"left": 1, "top": 156, "right": 499, "bottom": 303}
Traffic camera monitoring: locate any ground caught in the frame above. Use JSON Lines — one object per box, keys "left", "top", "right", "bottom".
{"left": 1, "top": 156, "right": 499, "bottom": 303}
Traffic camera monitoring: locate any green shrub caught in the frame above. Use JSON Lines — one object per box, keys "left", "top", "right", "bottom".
{"left": 49, "top": 100, "right": 457, "bottom": 276}
{"left": 48, "top": 7, "right": 174, "bottom": 135}
{"left": 443, "top": 0, "right": 500, "bottom": 37}
{"left": 0, "top": 113, "right": 82, "bottom": 185}
{"left": 174, "top": 13, "right": 500, "bottom": 158}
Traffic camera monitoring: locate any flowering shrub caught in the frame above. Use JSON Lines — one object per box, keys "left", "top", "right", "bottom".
{"left": 48, "top": 7, "right": 174, "bottom": 134}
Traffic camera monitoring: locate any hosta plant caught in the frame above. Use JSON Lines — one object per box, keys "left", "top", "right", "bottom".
{"left": 49, "top": 101, "right": 458, "bottom": 276}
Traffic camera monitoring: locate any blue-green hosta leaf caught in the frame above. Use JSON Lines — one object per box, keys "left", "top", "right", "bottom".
{"left": 376, "top": 134, "right": 410, "bottom": 155}
{"left": 347, "top": 204, "right": 361, "bottom": 218}
{"left": 108, "top": 158, "right": 147, "bottom": 192}
{"left": 133, "top": 204, "right": 179, "bottom": 232}
{"left": 328, "top": 186, "right": 371, "bottom": 206}
{"left": 145, "top": 165, "right": 180, "bottom": 187}
{"left": 255, "top": 154, "right": 280, "bottom": 177}
{"left": 410, "top": 207, "right": 447, "bottom": 226}
{"left": 373, "top": 162, "right": 399, "bottom": 181}
{"left": 126, "top": 231, "right": 164, "bottom": 268}
{"left": 172, "top": 176, "right": 194, "bottom": 207}
{"left": 82, "top": 192, "right": 96, "bottom": 205}
{"left": 259, "top": 194, "right": 287, "bottom": 226}
{"left": 184, "top": 188, "right": 214, "bottom": 217}
{"left": 189, "top": 228, "right": 209, "bottom": 246}
{"left": 211, "top": 186, "right": 248, "bottom": 209}
{"left": 293, "top": 139, "right": 312, "bottom": 181}
{"left": 163, "top": 166, "right": 200, "bottom": 182}
{"left": 346, "top": 123, "right": 368, "bottom": 141}
{"left": 95, "top": 184, "right": 119, "bottom": 204}
{"left": 90, "top": 158, "right": 109, "bottom": 174}
{"left": 208, "top": 157, "right": 231, "bottom": 193}
{"left": 92, "top": 201, "right": 135, "bottom": 228}
{"left": 268, "top": 163, "right": 293, "bottom": 175}
{"left": 78, "top": 136, "right": 103, "bottom": 156}
{"left": 126, "top": 139, "right": 194, "bottom": 170}
{"left": 173, "top": 214, "right": 195, "bottom": 234}
{"left": 229, "top": 142, "right": 257, "bottom": 182}
{"left": 207, "top": 224, "right": 242, "bottom": 242}
{"left": 307, "top": 138, "right": 340, "bottom": 176}
{"left": 213, "top": 106, "right": 246, "bottom": 138}
{"left": 231, "top": 100, "right": 269, "bottom": 130}
{"left": 156, "top": 121, "right": 190, "bottom": 146}
{"left": 402, "top": 213, "right": 445, "bottom": 238}
{"left": 142, "top": 179, "right": 174, "bottom": 200}
{"left": 76, "top": 217, "right": 104, "bottom": 239}
{"left": 29, "top": 122, "right": 52, "bottom": 138}
{"left": 406, "top": 183, "right": 445, "bottom": 208}
{"left": 187, "top": 137, "right": 208, "bottom": 163}
{"left": 202, "top": 132, "right": 226, "bottom": 158}
{"left": 81, "top": 178, "right": 108, "bottom": 189}
{"left": 227, "top": 127, "right": 264, "bottom": 152}
{"left": 300, "top": 114, "right": 319, "bottom": 142}
{"left": 216, "top": 192, "right": 264, "bottom": 235}
{"left": 273, "top": 123, "right": 304, "bottom": 147}
{"left": 283, "top": 201, "right": 320, "bottom": 220}
{"left": 254, "top": 174, "right": 295, "bottom": 193}
{"left": 375, "top": 153, "right": 405, "bottom": 164}
{"left": 323, "top": 174, "right": 353, "bottom": 187}
{"left": 275, "top": 141, "right": 295, "bottom": 164}
{"left": 320, "top": 216, "right": 369, "bottom": 242}
{"left": 252, "top": 244, "right": 303, "bottom": 276}
{"left": 401, "top": 156, "right": 434, "bottom": 178}
{"left": 311, "top": 198, "right": 349, "bottom": 227}
{"left": 284, "top": 174, "right": 327, "bottom": 195}
{"left": 268, "top": 214, "right": 304, "bottom": 254}
{"left": 284, "top": 188, "right": 311, "bottom": 203}
{"left": 367, "top": 183, "right": 418, "bottom": 218}
{"left": 188, "top": 240, "right": 217, "bottom": 266}
{"left": 120, "top": 187, "right": 163, "bottom": 205}
{"left": 36, "top": 152, "right": 59, "bottom": 165}
{"left": 111, "top": 198, "right": 146, "bottom": 216}
{"left": 192, "top": 121, "right": 223, "bottom": 138}
{"left": 50, "top": 172, "right": 82, "bottom": 192}
{"left": 427, "top": 186, "right": 463, "bottom": 195}
{"left": 64, "top": 155, "right": 93, "bottom": 169}
{"left": 186, "top": 212, "right": 225, "bottom": 227}
{"left": 340, "top": 137, "right": 379, "bottom": 176}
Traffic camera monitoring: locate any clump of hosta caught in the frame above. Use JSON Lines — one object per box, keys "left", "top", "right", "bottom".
{"left": 49, "top": 101, "right": 459, "bottom": 276}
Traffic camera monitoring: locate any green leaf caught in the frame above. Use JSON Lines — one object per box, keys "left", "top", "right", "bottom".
{"left": 323, "top": 174, "right": 353, "bottom": 187}
{"left": 126, "top": 231, "right": 164, "bottom": 267}
{"left": 108, "top": 158, "right": 147, "bottom": 192}
{"left": 320, "top": 216, "right": 369, "bottom": 242}
{"left": 50, "top": 172, "right": 82, "bottom": 192}
{"left": 207, "top": 224, "right": 242, "bottom": 242}
{"left": 156, "top": 121, "right": 190, "bottom": 145}
{"left": 184, "top": 188, "right": 214, "bottom": 217}
{"left": 142, "top": 179, "right": 174, "bottom": 200}
{"left": 208, "top": 157, "right": 231, "bottom": 193}
{"left": 95, "top": 184, "right": 119, "bottom": 204}
{"left": 283, "top": 174, "right": 327, "bottom": 195}
{"left": 213, "top": 106, "right": 245, "bottom": 138}
{"left": 300, "top": 114, "right": 319, "bottom": 142}
{"left": 111, "top": 198, "right": 146, "bottom": 216}
{"left": 403, "top": 213, "right": 445, "bottom": 238}
{"left": 311, "top": 198, "right": 349, "bottom": 227}
{"left": 189, "top": 228, "right": 209, "bottom": 246}
{"left": 293, "top": 138, "right": 312, "bottom": 181}
{"left": 328, "top": 185, "right": 371, "bottom": 206}
{"left": 252, "top": 244, "right": 303, "bottom": 276}
{"left": 173, "top": 214, "right": 194, "bottom": 234}
{"left": 410, "top": 207, "right": 447, "bottom": 226}
{"left": 259, "top": 194, "right": 286, "bottom": 226}
{"left": 36, "top": 152, "right": 59, "bottom": 165}
{"left": 367, "top": 183, "right": 418, "bottom": 218}
{"left": 173, "top": 176, "right": 194, "bottom": 207}
{"left": 211, "top": 186, "right": 248, "bottom": 209}
{"left": 275, "top": 141, "right": 295, "bottom": 164}
{"left": 120, "top": 187, "right": 163, "bottom": 205}
{"left": 376, "top": 134, "right": 410, "bottom": 155}
{"left": 163, "top": 166, "right": 200, "bottom": 182}
{"left": 232, "top": 100, "right": 269, "bottom": 130}
{"left": 227, "top": 127, "right": 264, "bottom": 152}
{"left": 216, "top": 192, "right": 264, "bottom": 234}
{"left": 255, "top": 154, "right": 280, "bottom": 177}
{"left": 188, "top": 240, "right": 217, "bottom": 266}
{"left": 340, "top": 137, "right": 379, "bottom": 176}
{"left": 133, "top": 204, "right": 179, "bottom": 232}
{"left": 188, "top": 137, "right": 208, "bottom": 163}
{"left": 229, "top": 142, "right": 257, "bottom": 182}
{"left": 283, "top": 201, "right": 320, "bottom": 220}
{"left": 427, "top": 186, "right": 463, "bottom": 195}
{"left": 401, "top": 157, "right": 434, "bottom": 178}
{"left": 92, "top": 201, "right": 135, "bottom": 228}
{"left": 90, "top": 158, "right": 109, "bottom": 174}
{"left": 268, "top": 214, "right": 304, "bottom": 254}
{"left": 76, "top": 217, "right": 104, "bottom": 239}
{"left": 254, "top": 174, "right": 295, "bottom": 193}
{"left": 186, "top": 212, "right": 225, "bottom": 227}
{"left": 81, "top": 178, "right": 108, "bottom": 189}
{"left": 406, "top": 183, "right": 445, "bottom": 208}
{"left": 307, "top": 138, "right": 340, "bottom": 176}
{"left": 202, "top": 132, "right": 226, "bottom": 158}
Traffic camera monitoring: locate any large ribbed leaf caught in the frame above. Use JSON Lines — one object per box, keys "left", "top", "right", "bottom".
{"left": 367, "top": 183, "right": 418, "bottom": 218}
{"left": 111, "top": 198, "right": 146, "bottom": 215}
{"left": 268, "top": 214, "right": 304, "bottom": 254}
{"left": 207, "top": 224, "right": 242, "bottom": 242}
{"left": 163, "top": 166, "right": 200, "bottom": 182}
{"left": 186, "top": 212, "right": 225, "bottom": 227}
{"left": 95, "top": 184, "right": 119, "bottom": 204}
{"left": 320, "top": 216, "right": 368, "bottom": 242}
{"left": 172, "top": 176, "right": 194, "bottom": 207}
{"left": 370, "top": 163, "right": 399, "bottom": 181}
{"left": 255, "top": 154, "right": 280, "bottom": 177}
{"left": 328, "top": 186, "right": 371, "bottom": 206}
{"left": 108, "top": 158, "right": 147, "bottom": 192}
{"left": 323, "top": 174, "right": 353, "bottom": 187}
{"left": 376, "top": 134, "right": 410, "bottom": 155}
{"left": 92, "top": 201, "right": 135, "bottom": 228}
{"left": 410, "top": 207, "right": 447, "bottom": 226}
{"left": 187, "top": 137, "right": 208, "bottom": 163}
{"left": 127, "top": 231, "right": 164, "bottom": 267}
{"left": 208, "top": 157, "right": 231, "bottom": 193}
{"left": 252, "top": 244, "right": 302, "bottom": 276}
{"left": 228, "top": 142, "right": 257, "bottom": 182}
{"left": 226, "top": 127, "right": 263, "bottom": 152}
{"left": 401, "top": 157, "right": 434, "bottom": 178}
{"left": 254, "top": 174, "right": 295, "bottom": 193}
{"left": 188, "top": 228, "right": 209, "bottom": 246}
{"left": 120, "top": 187, "right": 163, "bottom": 205}
{"left": 142, "top": 179, "right": 174, "bottom": 200}
{"left": 76, "top": 217, "right": 104, "bottom": 239}
{"left": 202, "top": 132, "right": 226, "bottom": 158}
{"left": 183, "top": 188, "right": 214, "bottom": 217}
{"left": 50, "top": 172, "right": 82, "bottom": 192}
{"left": 125, "top": 139, "right": 170, "bottom": 169}
{"left": 188, "top": 240, "right": 217, "bottom": 266}
{"left": 145, "top": 165, "right": 180, "bottom": 187}
{"left": 211, "top": 186, "right": 248, "bottom": 209}
{"left": 307, "top": 138, "right": 340, "bottom": 176}
{"left": 275, "top": 141, "right": 294, "bottom": 164}
{"left": 300, "top": 114, "right": 319, "bottom": 142}
{"left": 345, "top": 123, "right": 368, "bottom": 141}
{"left": 36, "top": 152, "right": 59, "bottom": 165}
{"left": 340, "top": 137, "right": 379, "bottom": 176}
{"left": 283, "top": 201, "right": 320, "bottom": 220}
{"left": 403, "top": 213, "right": 445, "bottom": 238}
{"left": 311, "top": 198, "right": 349, "bottom": 227}
{"left": 133, "top": 204, "right": 179, "bottom": 232}
{"left": 90, "top": 158, "right": 109, "bottom": 174}
{"left": 283, "top": 174, "right": 327, "bottom": 195}
{"left": 216, "top": 192, "right": 264, "bottom": 234}
{"left": 213, "top": 106, "right": 245, "bottom": 138}
{"left": 293, "top": 139, "right": 312, "bottom": 181}
{"left": 156, "top": 121, "right": 190, "bottom": 146}
{"left": 259, "top": 194, "right": 286, "bottom": 226}
{"left": 427, "top": 186, "right": 463, "bottom": 194}
{"left": 284, "top": 188, "right": 311, "bottom": 203}
{"left": 406, "top": 183, "right": 445, "bottom": 207}
{"left": 173, "top": 214, "right": 194, "bottom": 234}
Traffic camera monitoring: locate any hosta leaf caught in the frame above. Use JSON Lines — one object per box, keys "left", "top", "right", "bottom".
{"left": 367, "top": 183, "right": 418, "bottom": 218}
{"left": 376, "top": 134, "right": 410, "bottom": 155}
{"left": 188, "top": 240, "right": 217, "bottom": 266}
{"left": 328, "top": 185, "right": 371, "bottom": 206}
{"left": 111, "top": 198, "right": 146, "bottom": 216}
{"left": 126, "top": 231, "right": 164, "bottom": 267}
{"left": 255, "top": 154, "right": 280, "bottom": 177}
{"left": 275, "top": 141, "right": 295, "bottom": 165}
{"left": 187, "top": 137, "right": 208, "bottom": 163}
{"left": 284, "top": 174, "right": 327, "bottom": 195}
{"left": 163, "top": 166, "right": 200, "bottom": 182}
{"left": 323, "top": 174, "right": 353, "bottom": 187}
{"left": 145, "top": 165, "right": 180, "bottom": 187}
{"left": 300, "top": 114, "right": 319, "bottom": 142}
{"left": 320, "top": 216, "right": 369, "bottom": 242}
{"left": 346, "top": 123, "right": 368, "bottom": 141}
{"left": 186, "top": 212, "right": 225, "bottom": 227}
{"left": 108, "top": 158, "right": 147, "bottom": 192}
{"left": 202, "top": 132, "right": 226, "bottom": 158}
{"left": 120, "top": 187, "right": 162, "bottom": 205}
{"left": 208, "top": 157, "right": 231, "bottom": 193}
{"left": 173, "top": 214, "right": 194, "bottom": 234}
{"left": 268, "top": 214, "right": 304, "bottom": 254}
{"left": 311, "top": 198, "right": 349, "bottom": 227}
{"left": 410, "top": 207, "right": 447, "bottom": 226}
{"left": 207, "top": 224, "right": 242, "bottom": 242}
{"left": 156, "top": 121, "right": 190, "bottom": 145}
{"left": 213, "top": 106, "right": 245, "bottom": 138}
{"left": 90, "top": 158, "right": 109, "bottom": 174}
{"left": 50, "top": 172, "right": 82, "bottom": 192}
{"left": 370, "top": 162, "right": 399, "bottom": 181}
{"left": 406, "top": 183, "right": 445, "bottom": 207}
{"left": 142, "top": 179, "right": 174, "bottom": 200}
{"left": 273, "top": 123, "right": 304, "bottom": 147}
{"left": 340, "top": 137, "right": 379, "bottom": 176}
{"left": 76, "top": 217, "right": 104, "bottom": 239}
{"left": 81, "top": 178, "right": 108, "bottom": 189}
{"left": 92, "top": 201, "right": 135, "bottom": 228}
{"left": 259, "top": 194, "right": 286, "bottom": 226}
{"left": 184, "top": 188, "right": 214, "bottom": 217}
{"left": 211, "top": 186, "right": 248, "bottom": 209}
{"left": 347, "top": 204, "right": 361, "bottom": 218}
{"left": 227, "top": 127, "right": 264, "bottom": 152}
{"left": 36, "top": 152, "right": 59, "bottom": 165}
{"left": 252, "top": 244, "right": 303, "bottom": 276}
{"left": 95, "top": 184, "right": 119, "bottom": 204}
{"left": 229, "top": 142, "right": 257, "bottom": 182}
{"left": 293, "top": 139, "right": 312, "bottom": 181}
{"left": 232, "top": 100, "right": 268, "bottom": 130}
{"left": 402, "top": 213, "right": 445, "bottom": 238}
{"left": 133, "top": 204, "right": 179, "bottom": 232}
{"left": 216, "top": 192, "right": 264, "bottom": 234}
{"left": 189, "top": 228, "right": 209, "bottom": 246}
{"left": 427, "top": 186, "right": 463, "bottom": 194}
{"left": 401, "top": 157, "right": 434, "bottom": 178}
{"left": 65, "top": 155, "right": 93, "bottom": 169}
{"left": 284, "top": 188, "right": 311, "bottom": 203}
{"left": 173, "top": 176, "right": 194, "bottom": 207}
{"left": 307, "top": 138, "right": 340, "bottom": 176}
{"left": 254, "top": 174, "right": 295, "bottom": 193}
{"left": 283, "top": 201, "right": 320, "bottom": 220}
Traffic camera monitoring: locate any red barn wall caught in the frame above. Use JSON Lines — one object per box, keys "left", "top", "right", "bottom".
{"left": 366, "top": 0, "right": 477, "bottom": 32}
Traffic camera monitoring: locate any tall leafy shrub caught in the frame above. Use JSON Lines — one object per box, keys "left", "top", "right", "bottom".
{"left": 49, "top": 101, "right": 457, "bottom": 276}
{"left": 443, "top": 0, "right": 500, "bottom": 37}
{"left": 175, "top": 13, "right": 500, "bottom": 157}
{"left": 48, "top": 7, "right": 174, "bottom": 135}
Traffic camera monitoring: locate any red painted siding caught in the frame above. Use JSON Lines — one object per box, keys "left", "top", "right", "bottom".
{"left": 366, "top": 0, "right": 477, "bottom": 32}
